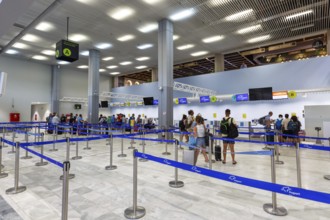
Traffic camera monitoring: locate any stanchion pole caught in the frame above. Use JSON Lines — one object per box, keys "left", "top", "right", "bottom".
{"left": 2, "top": 127, "right": 8, "bottom": 148}
{"left": 8, "top": 131, "right": 16, "bottom": 154}
{"left": 208, "top": 136, "right": 213, "bottom": 169}
{"left": 105, "top": 134, "right": 117, "bottom": 170}
{"left": 61, "top": 161, "right": 70, "bottom": 220}
{"left": 36, "top": 133, "right": 48, "bottom": 166}
{"left": 34, "top": 125, "right": 37, "bottom": 143}
{"left": 6, "top": 142, "right": 27, "bottom": 194}
{"left": 169, "top": 139, "right": 184, "bottom": 188}
{"left": 274, "top": 132, "right": 284, "bottom": 165}
{"left": 139, "top": 131, "right": 148, "bottom": 162}
{"left": 248, "top": 121, "right": 251, "bottom": 141}
{"left": 118, "top": 131, "right": 127, "bottom": 157}
{"left": 162, "top": 128, "right": 171, "bottom": 155}
{"left": 263, "top": 147, "right": 287, "bottom": 216}
{"left": 21, "top": 132, "right": 32, "bottom": 159}
{"left": 0, "top": 138, "right": 8, "bottom": 178}
{"left": 37, "top": 125, "right": 41, "bottom": 142}
{"left": 50, "top": 127, "right": 58, "bottom": 151}
{"left": 60, "top": 138, "right": 75, "bottom": 180}
{"left": 124, "top": 149, "right": 146, "bottom": 219}
{"left": 70, "top": 125, "right": 75, "bottom": 145}
{"left": 295, "top": 142, "right": 302, "bottom": 188}
{"left": 83, "top": 128, "right": 91, "bottom": 150}
{"left": 72, "top": 140, "right": 82, "bottom": 160}
{"left": 325, "top": 138, "right": 330, "bottom": 180}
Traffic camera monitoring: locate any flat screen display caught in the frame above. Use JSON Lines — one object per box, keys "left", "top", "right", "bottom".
{"left": 200, "top": 96, "right": 210, "bottom": 103}
{"left": 249, "top": 87, "right": 273, "bottom": 101}
{"left": 153, "top": 100, "right": 159, "bottom": 105}
{"left": 143, "top": 97, "right": 154, "bottom": 105}
{"left": 235, "top": 93, "right": 249, "bottom": 102}
{"left": 101, "top": 101, "right": 108, "bottom": 108}
{"left": 178, "top": 98, "right": 188, "bottom": 104}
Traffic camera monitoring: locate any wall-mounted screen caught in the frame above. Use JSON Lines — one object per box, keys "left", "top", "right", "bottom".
{"left": 74, "top": 104, "right": 81, "bottom": 109}
{"left": 143, "top": 97, "right": 154, "bottom": 105}
{"left": 236, "top": 93, "right": 249, "bottom": 102}
{"left": 178, "top": 98, "right": 188, "bottom": 104}
{"left": 101, "top": 101, "right": 108, "bottom": 108}
{"left": 200, "top": 96, "right": 210, "bottom": 103}
{"left": 249, "top": 87, "right": 273, "bottom": 101}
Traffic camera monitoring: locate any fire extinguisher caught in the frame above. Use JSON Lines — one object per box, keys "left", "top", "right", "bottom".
{"left": 34, "top": 114, "right": 37, "bottom": 121}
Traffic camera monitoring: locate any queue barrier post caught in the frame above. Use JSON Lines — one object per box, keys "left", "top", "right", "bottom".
{"left": 2, "top": 127, "right": 8, "bottom": 148}
{"left": 60, "top": 138, "right": 75, "bottom": 180}
{"left": 70, "top": 125, "right": 75, "bottom": 145}
{"left": 72, "top": 140, "right": 82, "bottom": 160}
{"left": 325, "top": 139, "right": 330, "bottom": 180}
{"left": 296, "top": 142, "right": 302, "bottom": 188}
{"left": 61, "top": 161, "right": 70, "bottom": 220}
{"left": 6, "top": 142, "right": 27, "bottom": 194}
{"left": 21, "top": 132, "right": 32, "bottom": 159}
{"left": 50, "top": 127, "right": 58, "bottom": 151}
{"left": 118, "top": 129, "right": 127, "bottom": 158}
{"left": 34, "top": 126, "right": 37, "bottom": 142}
{"left": 35, "top": 133, "right": 48, "bottom": 166}
{"left": 8, "top": 131, "right": 16, "bottom": 154}
{"left": 162, "top": 129, "right": 171, "bottom": 156}
{"left": 0, "top": 138, "right": 8, "bottom": 178}
{"left": 248, "top": 121, "right": 252, "bottom": 141}
{"left": 124, "top": 149, "right": 146, "bottom": 219}
{"left": 105, "top": 134, "right": 117, "bottom": 170}
{"left": 128, "top": 131, "right": 135, "bottom": 149}
{"left": 139, "top": 131, "right": 148, "bottom": 162}
{"left": 83, "top": 127, "right": 91, "bottom": 150}
{"left": 274, "top": 132, "right": 284, "bottom": 165}
{"left": 169, "top": 139, "right": 184, "bottom": 188}
{"left": 37, "top": 126, "right": 41, "bottom": 142}
{"left": 208, "top": 136, "right": 214, "bottom": 169}
{"left": 263, "top": 147, "right": 287, "bottom": 216}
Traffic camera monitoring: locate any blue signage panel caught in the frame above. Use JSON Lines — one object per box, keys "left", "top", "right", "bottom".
{"left": 153, "top": 100, "right": 159, "bottom": 105}
{"left": 178, "top": 98, "right": 188, "bottom": 104}
{"left": 200, "top": 96, "right": 210, "bottom": 103}
{"left": 236, "top": 93, "right": 249, "bottom": 102}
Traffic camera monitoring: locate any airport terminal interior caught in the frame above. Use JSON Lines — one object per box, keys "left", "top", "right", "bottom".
{"left": 0, "top": 0, "right": 330, "bottom": 219}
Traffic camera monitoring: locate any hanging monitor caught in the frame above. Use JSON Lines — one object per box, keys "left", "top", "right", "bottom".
{"left": 101, "top": 101, "right": 108, "bottom": 108}
{"left": 55, "top": 40, "right": 79, "bottom": 62}
{"left": 143, "top": 97, "right": 154, "bottom": 105}
{"left": 249, "top": 87, "right": 273, "bottom": 101}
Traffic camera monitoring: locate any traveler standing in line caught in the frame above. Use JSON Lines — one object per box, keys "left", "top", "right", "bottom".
{"left": 60, "top": 114, "right": 66, "bottom": 123}
{"left": 288, "top": 116, "right": 301, "bottom": 144}
{"left": 193, "top": 115, "right": 209, "bottom": 166}
{"left": 222, "top": 109, "right": 237, "bottom": 165}
{"left": 46, "top": 113, "right": 53, "bottom": 134}
{"left": 179, "top": 114, "right": 188, "bottom": 143}
{"left": 52, "top": 113, "right": 60, "bottom": 134}
{"left": 275, "top": 114, "right": 283, "bottom": 142}
{"left": 76, "top": 114, "right": 83, "bottom": 135}
{"left": 186, "top": 110, "right": 195, "bottom": 141}
{"left": 282, "top": 114, "right": 291, "bottom": 142}
{"left": 265, "top": 111, "right": 274, "bottom": 144}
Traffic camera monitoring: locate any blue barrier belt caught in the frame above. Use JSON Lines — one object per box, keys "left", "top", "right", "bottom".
{"left": 19, "top": 144, "right": 63, "bottom": 168}
{"left": 21, "top": 139, "right": 68, "bottom": 147}
{"left": 121, "top": 136, "right": 176, "bottom": 143}
{"left": 299, "top": 143, "right": 330, "bottom": 152}
{"left": 2, "top": 138, "right": 15, "bottom": 146}
{"left": 70, "top": 135, "right": 109, "bottom": 142}
{"left": 212, "top": 137, "right": 295, "bottom": 146}
{"left": 135, "top": 151, "right": 330, "bottom": 204}
{"left": 280, "top": 133, "right": 329, "bottom": 141}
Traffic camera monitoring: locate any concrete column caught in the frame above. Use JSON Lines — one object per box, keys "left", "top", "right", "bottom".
{"left": 151, "top": 68, "right": 158, "bottom": 82}
{"left": 214, "top": 53, "right": 225, "bottom": 72}
{"left": 158, "top": 19, "right": 173, "bottom": 132}
{"left": 51, "top": 65, "right": 60, "bottom": 114}
{"left": 87, "top": 49, "right": 100, "bottom": 124}
{"left": 113, "top": 76, "right": 119, "bottom": 88}
{"left": 327, "top": 29, "right": 330, "bottom": 55}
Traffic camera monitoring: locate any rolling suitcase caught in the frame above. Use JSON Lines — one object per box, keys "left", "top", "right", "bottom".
{"left": 215, "top": 145, "right": 222, "bottom": 161}
{"left": 182, "top": 149, "right": 195, "bottom": 165}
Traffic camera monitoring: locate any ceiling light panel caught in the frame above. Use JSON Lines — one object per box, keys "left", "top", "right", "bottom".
{"left": 137, "top": 44, "right": 153, "bottom": 50}
{"left": 191, "top": 51, "right": 208, "bottom": 56}
{"left": 78, "top": 65, "right": 88, "bottom": 69}
{"left": 109, "top": 7, "right": 134, "bottom": 20}
{"left": 120, "top": 61, "right": 132, "bottom": 65}
{"left": 169, "top": 8, "right": 195, "bottom": 21}
{"left": 143, "top": 0, "right": 163, "bottom": 4}
{"left": 225, "top": 9, "right": 254, "bottom": 21}
{"left": 138, "top": 23, "right": 158, "bottom": 33}
{"left": 136, "top": 57, "right": 150, "bottom": 61}
{"left": 103, "top": 57, "right": 114, "bottom": 61}
{"left": 80, "top": 50, "right": 89, "bottom": 56}
{"left": 41, "top": 50, "right": 55, "bottom": 56}
{"left": 58, "top": 61, "right": 70, "bottom": 65}
{"left": 32, "top": 55, "right": 48, "bottom": 60}
{"left": 237, "top": 24, "right": 262, "bottom": 34}
{"left": 291, "top": 23, "right": 314, "bottom": 31}
{"left": 173, "top": 35, "right": 180, "bottom": 40}
{"left": 22, "top": 34, "right": 40, "bottom": 42}
{"left": 110, "top": 72, "right": 120, "bottom": 75}
{"left": 202, "top": 35, "right": 224, "bottom": 43}
{"left": 285, "top": 10, "right": 313, "bottom": 20}
{"left": 12, "top": 42, "right": 29, "bottom": 49}
{"left": 35, "top": 22, "right": 54, "bottom": 32}
{"left": 136, "top": 66, "right": 147, "bottom": 69}
{"left": 69, "top": 34, "right": 88, "bottom": 42}
{"left": 117, "top": 34, "right": 135, "bottom": 42}
{"left": 107, "top": 65, "right": 118, "bottom": 69}
{"left": 247, "top": 35, "right": 271, "bottom": 43}
{"left": 95, "top": 43, "right": 112, "bottom": 49}
{"left": 177, "top": 44, "right": 195, "bottom": 50}
{"left": 99, "top": 69, "right": 106, "bottom": 72}
{"left": 5, "top": 49, "right": 19, "bottom": 54}
{"left": 209, "top": 0, "right": 232, "bottom": 6}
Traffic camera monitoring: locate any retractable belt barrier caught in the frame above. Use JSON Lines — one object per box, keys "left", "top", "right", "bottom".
{"left": 212, "top": 136, "right": 295, "bottom": 147}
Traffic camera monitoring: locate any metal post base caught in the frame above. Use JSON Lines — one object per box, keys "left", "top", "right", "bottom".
{"left": 118, "top": 154, "right": 127, "bottom": 157}
{"left": 60, "top": 173, "right": 75, "bottom": 180}
{"left": 49, "top": 149, "right": 58, "bottom": 152}
{"left": 275, "top": 161, "right": 284, "bottom": 165}
{"left": 35, "top": 161, "right": 48, "bottom": 166}
{"left": 124, "top": 206, "right": 146, "bottom": 219}
{"left": 6, "top": 186, "right": 27, "bottom": 194}
{"left": 162, "top": 152, "right": 171, "bottom": 155}
{"left": 72, "top": 156, "right": 82, "bottom": 160}
{"left": 83, "top": 147, "right": 91, "bottom": 150}
{"left": 105, "top": 165, "right": 118, "bottom": 170}
{"left": 169, "top": 180, "right": 184, "bottom": 188}
{"left": 70, "top": 143, "right": 76, "bottom": 145}
{"left": 20, "top": 155, "right": 33, "bottom": 159}
{"left": 139, "top": 158, "right": 148, "bottom": 162}
{"left": 262, "top": 146, "right": 271, "bottom": 150}
{"left": 128, "top": 146, "right": 135, "bottom": 149}
{"left": 7, "top": 151, "right": 16, "bottom": 154}
{"left": 1, "top": 164, "right": 4, "bottom": 169}
{"left": 0, "top": 172, "right": 8, "bottom": 178}
{"left": 324, "top": 175, "right": 330, "bottom": 180}
{"left": 263, "top": 203, "right": 288, "bottom": 216}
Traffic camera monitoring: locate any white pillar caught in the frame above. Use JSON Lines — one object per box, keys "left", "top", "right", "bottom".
{"left": 151, "top": 68, "right": 158, "bottom": 82}
{"left": 88, "top": 49, "right": 100, "bottom": 124}
{"left": 214, "top": 53, "right": 224, "bottom": 72}
{"left": 51, "top": 65, "right": 60, "bottom": 114}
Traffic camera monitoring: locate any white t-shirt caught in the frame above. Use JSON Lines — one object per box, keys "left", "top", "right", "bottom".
{"left": 282, "top": 118, "right": 290, "bottom": 130}
{"left": 195, "top": 124, "right": 205, "bottom": 137}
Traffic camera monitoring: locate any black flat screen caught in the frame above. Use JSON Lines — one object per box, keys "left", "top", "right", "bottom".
{"left": 143, "top": 97, "right": 154, "bottom": 105}
{"left": 249, "top": 87, "right": 273, "bottom": 101}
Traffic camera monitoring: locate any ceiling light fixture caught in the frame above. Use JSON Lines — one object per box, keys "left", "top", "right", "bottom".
{"left": 32, "top": 55, "right": 48, "bottom": 60}
{"left": 137, "top": 44, "right": 153, "bottom": 50}
{"left": 99, "top": 69, "right": 106, "bottom": 72}
{"left": 103, "top": 57, "right": 114, "bottom": 61}
{"left": 12, "top": 42, "right": 29, "bottom": 49}
{"left": 110, "top": 72, "right": 120, "bottom": 75}
{"left": 107, "top": 65, "right": 118, "bottom": 69}
{"left": 138, "top": 23, "right": 158, "bottom": 33}
{"left": 285, "top": 10, "right": 313, "bottom": 20}
{"left": 177, "top": 44, "right": 195, "bottom": 50}
{"left": 225, "top": 9, "right": 254, "bottom": 21}
{"left": 117, "top": 34, "right": 135, "bottom": 42}
{"left": 209, "top": 0, "right": 232, "bottom": 6}
{"left": 202, "top": 35, "right": 224, "bottom": 43}
{"left": 77, "top": 65, "right": 88, "bottom": 69}
{"left": 191, "top": 51, "right": 208, "bottom": 56}
{"left": 237, "top": 24, "right": 262, "bottom": 34}
{"left": 22, "top": 34, "right": 40, "bottom": 42}
{"left": 58, "top": 61, "right": 70, "bottom": 65}
{"left": 136, "top": 57, "right": 150, "bottom": 61}
{"left": 35, "top": 22, "right": 54, "bottom": 32}
{"left": 247, "top": 35, "right": 271, "bottom": 43}
{"left": 143, "top": 0, "right": 163, "bottom": 4}
{"left": 41, "top": 50, "right": 55, "bottom": 56}
{"left": 95, "top": 43, "right": 112, "bottom": 49}
{"left": 169, "top": 8, "right": 195, "bottom": 21}
{"left": 109, "top": 7, "right": 134, "bottom": 20}
{"left": 136, "top": 65, "right": 147, "bottom": 69}
{"left": 5, "top": 49, "right": 19, "bottom": 55}
{"left": 120, "top": 61, "right": 132, "bottom": 65}
{"left": 80, "top": 50, "right": 89, "bottom": 56}
{"left": 173, "top": 35, "right": 180, "bottom": 40}
{"left": 291, "top": 23, "right": 314, "bottom": 31}
{"left": 69, "top": 34, "right": 88, "bottom": 42}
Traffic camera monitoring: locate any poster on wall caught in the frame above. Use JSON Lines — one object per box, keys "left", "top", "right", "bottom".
{"left": 178, "top": 98, "right": 188, "bottom": 104}
{"left": 213, "top": 113, "right": 217, "bottom": 118}
{"left": 200, "top": 96, "right": 210, "bottom": 103}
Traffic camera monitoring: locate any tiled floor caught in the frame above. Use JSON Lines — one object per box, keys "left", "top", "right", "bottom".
{"left": 0, "top": 195, "right": 22, "bottom": 220}
{"left": 0, "top": 132, "right": 330, "bottom": 220}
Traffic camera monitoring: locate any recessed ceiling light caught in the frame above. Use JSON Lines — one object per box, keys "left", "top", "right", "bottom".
{"left": 69, "top": 34, "right": 88, "bottom": 42}
{"left": 58, "top": 61, "right": 70, "bottom": 65}
{"left": 169, "top": 8, "right": 195, "bottom": 21}
{"left": 5, "top": 49, "right": 19, "bottom": 55}
{"left": 110, "top": 72, "right": 120, "bottom": 75}
{"left": 138, "top": 23, "right": 158, "bottom": 33}
{"left": 12, "top": 42, "right": 29, "bottom": 49}
{"left": 209, "top": 0, "right": 232, "bottom": 6}
{"left": 78, "top": 65, "right": 88, "bottom": 69}
{"left": 95, "top": 43, "right": 112, "bottom": 49}
{"left": 22, "top": 34, "right": 40, "bottom": 42}
{"left": 80, "top": 50, "right": 89, "bottom": 56}
{"left": 177, "top": 44, "right": 195, "bottom": 50}
{"left": 291, "top": 23, "right": 314, "bottom": 31}
{"left": 32, "top": 55, "right": 48, "bottom": 60}
{"left": 117, "top": 34, "right": 135, "bottom": 42}
{"left": 136, "top": 65, "right": 147, "bottom": 69}
{"left": 99, "top": 69, "right": 106, "bottom": 72}
{"left": 41, "top": 50, "right": 55, "bottom": 56}
{"left": 103, "top": 57, "right": 114, "bottom": 61}
{"left": 51, "top": 43, "right": 56, "bottom": 48}
{"left": 173, "top": 35, "right": 180, "bottom": 40}
{"left": 120, "top": 61, "right": 132, "bottom": 65}
{"left": 237, "top": 24, "right": 262, "bottom": 34}
{"left": 225, "top": 9, "right": 254, "bottom": 21}
{"left": 75, "top": 0, "right": 94, "bottom": 4}
{"left": 35, "top": 22, "right": 54, "bottom": 32}
{"left": 143, "top": 0, "right": 163, "bottom": 4}
{"left": 136, "top": 57, "right": 150, "bottom": 61}
{"left": 285, "top": 10, "right": 313, "bottom": 20}
{"left": 202, "top": 35, "right": 224, "bottom": 43}
{"left": 137, "top": 44, "right": 153, "bottom": 50}
{"left": 191, "top": 51, "right": 208, "bottom": 57}
{"left": 247, "top": 35, "right": 271, "bottom": 43}
{"left": 109, "top": 7, "right": 134, "bottom": 20}
{"left": 107, "top": 65, "right": 118, "bottom": 69}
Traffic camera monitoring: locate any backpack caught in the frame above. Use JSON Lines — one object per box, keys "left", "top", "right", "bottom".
{"left": 258, "top": 115, "right": 268, "bottom": 126}
{"left": 288, "top": 121, "right": 299, "bottom": 132}
{"left": 220, "top": 118, "right": 230, "bottom": 134}
{"left": 275, "top": 119, "right": 283, "bottom": 130}
{"left": 228, "top": 119, "right": 239, "bottom": 138}
{"left": 179, "top": 120, "right": 185, "bottom": 131}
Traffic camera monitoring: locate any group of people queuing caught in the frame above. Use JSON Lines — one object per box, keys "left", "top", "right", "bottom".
{"left": 179, "top": 109, "right": 238, "bottom": 167}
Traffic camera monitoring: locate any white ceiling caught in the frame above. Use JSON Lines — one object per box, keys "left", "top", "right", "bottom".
{"left": 0, "top": 0, "right": 329, "bottom": 76}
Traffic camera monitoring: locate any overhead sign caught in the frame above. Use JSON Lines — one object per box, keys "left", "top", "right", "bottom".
{"left": 55, "top": 39, "right": 79, "bottom": 62}
{"left": 210, "top": 96, "right": 217, "bottom": 103}
{"left": 178, "top": 98, "right": 188, "bottom": 104}
{"left": 288, "top": 91, "right": 297, "bottom": 99}
{"left": 200, "top": 96, "right": 210, "bottom": 103}
{"left": 273, "top": 91, "right": 288, "bottom": 100}
{"left": 236, "top": 93, "right": 249, "bottom": 102}
{"left": 153, "top": 100, "right": 159, "bottom": 105}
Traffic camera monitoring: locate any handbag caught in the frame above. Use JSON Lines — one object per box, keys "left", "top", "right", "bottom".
{"left": 188, "top": 136, "right": 197, "bottom": 150}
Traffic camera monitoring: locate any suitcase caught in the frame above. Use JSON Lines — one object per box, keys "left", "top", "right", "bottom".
{"left": 182, "top": 149, "right": 195, "bottom": 165}
{"left": 298, "top": 130, "right": 306, "bottom": 141}
{"left": 215, "top": 145, "right": 222, "bottom": 161}
{"left": 266, "top": 134, "right": 274, "bottom": 144}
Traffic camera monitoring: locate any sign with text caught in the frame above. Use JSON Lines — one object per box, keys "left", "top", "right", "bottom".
{"left": 55, "top": 39, "right": 79, "bottom": 62}
{"left": 200, "top": 96, "right": 210, "bottom": 103}
{"left": 236, "top": 93, "right": 249, "bottom": 102}
{"left": 178, "top": 98, "right": 188, "bottom": 104}
{"left": 153, "top": 100, "right": 159, "bottom": 105}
